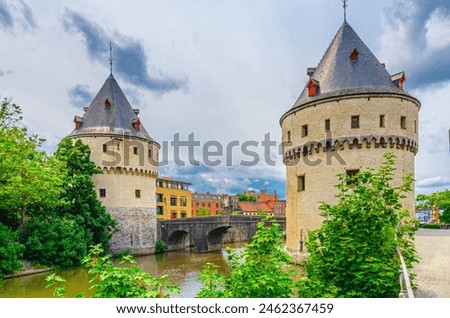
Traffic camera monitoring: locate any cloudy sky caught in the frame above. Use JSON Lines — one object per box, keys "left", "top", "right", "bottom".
{"left": 1, "top": 0, "right": 449, "bottom": 198}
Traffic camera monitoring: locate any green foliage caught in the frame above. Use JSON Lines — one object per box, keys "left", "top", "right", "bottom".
{"left": 196, "top": 206, "right": 211, "bottom": 216}
{"left": 238, "top": 194, "right": 256, "bottom": 202}
{"left": 54, "top": 138, "right": 116, "bottom": 250}
{"left": 0, "top": 223, "right": 24, "bottom": 280}
{"left": 197, "top": 218, "right": 295, "bottom": 298}
{"left": 155, "top": 240, "right": 166, "bottom": 254}
{"left": 112, "top": 249, "right": 131, "bottom": 259}
{"left": 0, "top": 98, "right": 63, "bottom": 228}
{"left": 47, "top": 245, "right": 180, "bottom": 298}
{"left": 231, "top": 211, "right": 242, "bottom": 215}
{"left": 298, "top": 153, "right": 418, "bottom": 298}
{"left": 422, "top": 223, "right": 441, "bottom": 229}
{"left": 21, "top": 216, "right": 87, "bottom": 268}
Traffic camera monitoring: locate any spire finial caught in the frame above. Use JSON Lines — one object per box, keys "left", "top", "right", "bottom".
{"left": 109, "top": 42, "right": 113, "bottom": 74}
{"left": 342, "top": 0, "right": 348, "bottom": 21}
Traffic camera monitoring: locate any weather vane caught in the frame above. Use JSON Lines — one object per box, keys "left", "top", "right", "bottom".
{"left": 109, "top": 42, "right": 113, "bottom": 74}
{"left": 342, "top": 0, "right": 348, "bottom": 21}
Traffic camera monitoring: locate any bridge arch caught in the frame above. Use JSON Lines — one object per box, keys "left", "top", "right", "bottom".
{"left": 166, "top": 230, "right": 189, "bottom": 251}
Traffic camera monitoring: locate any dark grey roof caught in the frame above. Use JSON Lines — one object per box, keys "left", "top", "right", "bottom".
{"left": 69, "top": 74, "right": 154, "bottom": 142}
{"left": 291, "top": 21, "right": 411, "bottom": 109}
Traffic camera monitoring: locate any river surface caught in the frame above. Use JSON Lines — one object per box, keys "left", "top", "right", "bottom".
{"left": 0, "top": 243, "right": 244, "bottom": 298}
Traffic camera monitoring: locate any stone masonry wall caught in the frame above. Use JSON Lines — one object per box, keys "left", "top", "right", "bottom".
{"left": 108, "top": 206, "right": 157, "bottom": 255}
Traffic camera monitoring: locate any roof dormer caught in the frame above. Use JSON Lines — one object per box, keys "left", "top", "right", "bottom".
{"left": 73, "top": 116, "right": 84, "bottom": 129}
{"left": 391, "top": 72, "right": 406, "bottom": 90}
{"left": 104, "top": 99, "right": 111, "bottom": 108}
{"left": 350, "top": 48, "right": 359, "bottom": 61}
{"left": 131, "top": 118, "right": 141, "bottom": 131}
{"left": 307, "top": 78, "right": 320, "bottom": 97}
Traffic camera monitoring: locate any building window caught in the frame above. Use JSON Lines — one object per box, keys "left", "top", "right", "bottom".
{"left": 103, "top": 144, "right": 107, "bottom": 153}
{"left": 414, "top": 120, "right": 417, "bottom": 133}
{"left": 99, "top": 188, "right": 106, "bottom": 198}
{"left": 297, "top": 175, "right": 305, "bottom": 192}
{"left": 156, "top": 206, "right": 163, "bottom": 215}
{"left": 135, "top": 189, "right": 141, "bottom": 198}
{"left": 133, "top": 146, "right": 138, "bottom": 155}
{"left": 148, "top": 149, "right": 152, "bottom": 159}
{"left": 170, "top": 196, "right": 177, "bottom": 206}
{"left": 325, "top": 119, "right": 330, "bottom": 131}
{"left": 301, "top": 124, "right": 308, "bottom": 137}
{"left": 379, "top": 115, "right": 385, "bottom": 128}
{"left": 350, "top": 48, "right": 359, "bottom": 61}
{"left": 180, "top": 197, "right": 187, "bottom": 206}
{"left": 216, "top": 203, "right": 219, "bottom": 208}
{"left": 351, "top": 115, "right": 360, "bottom": 129}
{"left": 208, "top": 203, "right": 211, "bottom": 208}
{"left": 346, "top": 169, "right": 360, "bottom": 185}
{"left": 156, "top": 193, "right": 163, "bottom": 203}
{"left": 104, "top": 99, "right": 111, "bottom": 108}
{"left": 401, "top": 116, "right": 406, "bottom": 129}
{"left": 287, "top": 130, "right": 291, "bottom": 142}
{"left": 181, "top": 212, "right": 187, "bottom": 218}
{"left": 170, "top": 212, "right": 177, "bottom": 219}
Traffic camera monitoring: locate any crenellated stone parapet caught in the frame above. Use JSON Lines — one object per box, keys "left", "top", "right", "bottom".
{"left": 283, "top": 134, "right": 418, "bottom": 164}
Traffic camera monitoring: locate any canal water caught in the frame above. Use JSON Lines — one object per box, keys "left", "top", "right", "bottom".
{"left": 0, "top": 243, "right": 244, "bottom": 298}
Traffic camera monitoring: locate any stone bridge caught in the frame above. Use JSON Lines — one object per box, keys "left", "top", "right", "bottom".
{"left": 157, "top": 215, "right": 286, "bottom": 253}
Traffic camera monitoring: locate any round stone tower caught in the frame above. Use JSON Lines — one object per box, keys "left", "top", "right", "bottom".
{"left": 280, "top": 21, "right": 420, "bottom": 260}
{"left": 69, "top": 73, "right": 160, "bottom": 255}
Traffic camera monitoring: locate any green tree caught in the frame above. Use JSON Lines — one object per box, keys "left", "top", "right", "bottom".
{"left": 54, "top": 137, "right": 116, "bottom": 250}
{"left": 238, "top": 194, "right": 256, "bottom": 202}
{"left": 196, "top": 206, "right": 211, "bottom": 216}
{"left": 298, "top": 153, "right": 418, "bottom": 298}
{"left": 46, "top": 245, "right": 179, "bottom": 298}
{"left": 21, "top": 216, "right": 87, "bottom": 268}
{"left": 0, "top": 223, "right": 24, "bottom": 281}
{"left": 0, "top": 98, "right": 62, "bottom": 228}
{"left": 197, "top": 218, "right": 295, "bottom": 298}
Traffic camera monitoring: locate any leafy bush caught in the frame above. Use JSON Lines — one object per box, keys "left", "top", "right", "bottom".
{"left": 422, "top": 223, "right": 441, "bottom": 229}
{"left": 0, "top": 223, "right": 24, "bottom": 280}
{"left": 47, "top": 245, "right": 180, "bottom": 298}
{"left": 298, "top": 153, "right": 418, "bottom": 298}
{"left": 197, "top": 218, "right": 295, "bottom": 298}
{"left": 21, "top": 217, "right": 87, "bottom": 268}
{"left": 196, "top": 206, "right": 211, "bottom": 216}
{"left": 155, "top": 240, "right": 165, "bottom": 254}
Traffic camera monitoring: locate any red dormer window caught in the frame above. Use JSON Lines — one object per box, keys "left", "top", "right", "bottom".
{"left": 73, "top": 116, "right": 83, "bottom": 129}
{"left": 132, "top": 118, "right": 141, "bottom": 131}
{"left": 391, "top": 72, "right": 406, "bottom": 90}
{"left": 350, "top": 48, "right": 359, "bottom": 61}
{"left": 307, "top": 78, "right": 320, "bottom": 97}
{"left": 105, "top": 99, "right": 111, "bottom": 108}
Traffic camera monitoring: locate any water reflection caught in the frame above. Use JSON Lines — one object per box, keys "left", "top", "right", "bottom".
{"left": 0, "top": 242, "right": 245, "bottom": 298}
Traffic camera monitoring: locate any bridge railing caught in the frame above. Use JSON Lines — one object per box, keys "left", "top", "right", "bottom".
{"left": 397, "top": 247, "right": 414, "bottom": 298}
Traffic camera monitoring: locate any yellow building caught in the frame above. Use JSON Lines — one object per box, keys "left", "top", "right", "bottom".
{"left": 156, "top": 177, "right": 192, "bottom": 219}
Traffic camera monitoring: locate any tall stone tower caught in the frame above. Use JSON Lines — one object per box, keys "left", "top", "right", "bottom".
{"left": 280, "top": 20, "right": 420, "bottom": 260}
{"left": 69, "top": 73, "right": 160, "bottom": 255}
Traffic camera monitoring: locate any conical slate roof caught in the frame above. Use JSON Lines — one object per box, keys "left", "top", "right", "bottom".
{"left": 69, "top": 74, "right": 154, "bottom": 141}
{"left": 291, "top": 21, "right": 410, "bottom": 109}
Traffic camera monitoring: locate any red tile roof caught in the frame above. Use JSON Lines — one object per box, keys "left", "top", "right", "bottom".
{"left": 239, "top": 202, "right": 272, "bottom": 213}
